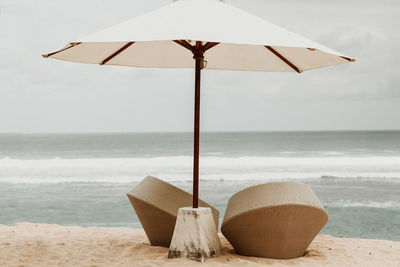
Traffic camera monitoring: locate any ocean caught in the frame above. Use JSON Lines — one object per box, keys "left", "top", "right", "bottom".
{"left": 0, "top": 131, "right": 399, "bottom": 241}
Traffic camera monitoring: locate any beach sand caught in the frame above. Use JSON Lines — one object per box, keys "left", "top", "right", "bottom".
{"left": 1, "top": 223, "right": 399, "bottom": 267}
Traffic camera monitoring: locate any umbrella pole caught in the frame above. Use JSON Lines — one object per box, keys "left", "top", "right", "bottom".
{"left": 193, "top": 54, "right": 202, "bottom": 209}
{"left": 169, "top": 48, "right": 223, "bottom": 261}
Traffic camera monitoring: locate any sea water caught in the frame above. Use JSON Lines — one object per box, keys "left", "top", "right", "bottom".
{"left": 0, "top": 131, "right": 399, "bottom": 241}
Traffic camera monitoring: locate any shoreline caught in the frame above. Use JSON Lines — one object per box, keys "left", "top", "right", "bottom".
{"left": 1, "top": 223, "right": 399, "bottom": 267}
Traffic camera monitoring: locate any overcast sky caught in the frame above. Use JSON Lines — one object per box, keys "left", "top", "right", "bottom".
{"left": 0, "top": 0, "right": 399, "bottom": 133}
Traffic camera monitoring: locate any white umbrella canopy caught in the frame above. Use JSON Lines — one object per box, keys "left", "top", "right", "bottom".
{"left": 43, "top": 0, "right": 355, "bottom": 209}
{"left": 43, "top": 0, "right": 354, "bottom": 72}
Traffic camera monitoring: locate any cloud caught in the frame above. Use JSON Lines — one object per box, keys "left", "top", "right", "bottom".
{"left": 0, "top": 0, "right": 399, "bottom": 132}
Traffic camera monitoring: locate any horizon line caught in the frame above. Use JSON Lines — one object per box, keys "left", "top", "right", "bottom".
{"left": 0, "top": 129, "right": 400, "bottom": 135}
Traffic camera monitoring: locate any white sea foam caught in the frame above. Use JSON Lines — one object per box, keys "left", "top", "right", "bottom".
{"left": 0, "top": 156, "right": 399, "bottom": 184}
{"left": 326, "top": 200, "right": 400, "bottom": 208}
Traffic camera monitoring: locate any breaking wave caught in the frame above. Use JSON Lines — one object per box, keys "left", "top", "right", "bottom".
{"left": 0, "top": 156, "right": 399, "bottom": 184}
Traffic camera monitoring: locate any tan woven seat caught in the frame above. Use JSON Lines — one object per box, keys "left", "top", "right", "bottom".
{"left": 127, "top": 176, "right": 219, "bottom": 247}
{"left": 221, "top": 182, "right": 328, "bottom": 259}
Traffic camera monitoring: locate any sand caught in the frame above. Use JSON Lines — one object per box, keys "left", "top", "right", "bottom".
{"left": 0, "top": 223, "right": 399, "bottom": 267}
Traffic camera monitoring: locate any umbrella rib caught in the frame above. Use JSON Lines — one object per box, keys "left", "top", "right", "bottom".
{"left": 100, "top": 42, "right": 135, "bottom": 65}
{"left": 173, "top": 40, "right": 219, "bottom": 53}
{"left": 265, "top": 46, "right": 301, "bottom": 73}
{"left": 173, "top": 40, "right": 193, "bottom": 51}
{"left": 42, "top": 42, "right": 81, "bottom": 58}
{"left": 341, "top": 56, "right": 355, "bottom": 62}
{"left": 203, "top": 42, "right": 219, "bottom": 51}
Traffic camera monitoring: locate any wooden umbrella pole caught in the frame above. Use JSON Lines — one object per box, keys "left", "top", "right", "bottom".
{"left": 192, "top": 42, "right": 204, "bottom": 208}
{"left": 173, "top": 40, "right": 212, "bottom": 209}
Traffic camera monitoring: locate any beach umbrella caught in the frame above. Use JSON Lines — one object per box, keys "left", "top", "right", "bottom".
{"left": 42, "top": 0, "right": 354, "bottom": 209}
